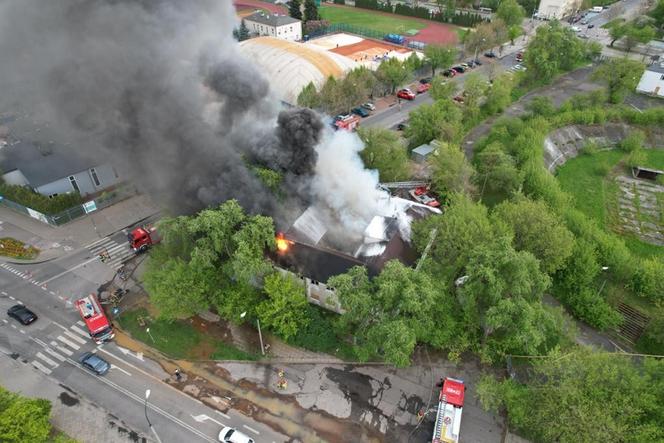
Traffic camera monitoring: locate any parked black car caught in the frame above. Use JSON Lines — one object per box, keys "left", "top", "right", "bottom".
{"left": 484, "top": 51, "right": 497, "bottom": 58}
{"left": 351, "top": 107, "right": 369, "bottom": 118}
{"left": 7, "top": 304, "right": 37, "bottom": 325}
{"left": 419, "top": 77, "right": 432, "bottom": 84}
{"left": 452, "top": 66, "right": 465, "bottom": 73}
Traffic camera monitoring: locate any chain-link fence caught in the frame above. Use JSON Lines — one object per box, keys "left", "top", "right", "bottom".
{"left": 0, "top": 183, "right": 137, "bottom": 226}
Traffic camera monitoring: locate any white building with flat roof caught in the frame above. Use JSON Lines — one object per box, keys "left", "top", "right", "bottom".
{"left": 537, "top": 0, "right": 583, "bottom": 19}
{"left": 636, "top": 63, "right": 664, "bottom": 98}
{"left": 243, "top": 11, "right": 302, "bottom": 41}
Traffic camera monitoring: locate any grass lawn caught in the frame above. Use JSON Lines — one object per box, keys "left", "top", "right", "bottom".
{"left": 117, "top": 308, "right": 257, "bottom": 361}
{"left": 644, "top": 148, "right": 664, "bottom": 171}
{"left": 285, "top": 305, "right": 356, "bottom": 361}
{"left": 555, "top": 150, "right": 625, "bottom": 227}
{"left": 319, "top": 6, "right": 426, "bottom": 34}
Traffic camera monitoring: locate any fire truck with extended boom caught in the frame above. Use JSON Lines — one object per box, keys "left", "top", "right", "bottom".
{"left": 75, "top": 293, "right": 115, "bottom": 344}
{"left": 432, "top": 377, "right": 465, "bottom": 443}
{"left": 127, "top": 224, "right": 160, "bottom": 253}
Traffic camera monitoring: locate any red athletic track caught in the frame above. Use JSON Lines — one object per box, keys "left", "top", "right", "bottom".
{"left": 234, "top": 0, "right": 287, "bottom": 15}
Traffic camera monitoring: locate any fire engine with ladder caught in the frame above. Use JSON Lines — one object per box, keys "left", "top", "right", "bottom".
{"left": 432, "top": 377, "right": 465, "bottom": 443}
{"left": 75, "top": 294, "right": 115, "bottom": 344}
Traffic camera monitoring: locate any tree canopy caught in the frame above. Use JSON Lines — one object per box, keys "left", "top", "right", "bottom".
{"left": 496, "top": 0, "right": 525, "bottom": 28}
{"left": 423, "top": 44, "right": 457, "bottom": 76}
{"left": 0, "top": 388, "right": 52, "bottom": 443}
{"left": 357, "top": 127, "right": 410, "bottom": 182}
{"left": 144, "top": 200, "right": 275, "bottom": 320}
{"left": 257, "top": 273, "right": 310, "bottom": 340}
{"left": 478, "top": 351, "right": 664, "bottom": 443}
{"left": 592, "top": 58, "right": 645, "bottom": 103}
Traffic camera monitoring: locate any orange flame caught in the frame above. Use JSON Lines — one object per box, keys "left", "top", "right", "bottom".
{"left": 276, "top": 233, "right": 290, "bottom": 253}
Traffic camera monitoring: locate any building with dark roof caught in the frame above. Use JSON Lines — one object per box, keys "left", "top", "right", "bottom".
{"left": 270, "top": 198, "right": 440, "bottom": 313}
{"left": 0, "top": 113, "right": 121, "bottom": 198}
{"left": 244, "top": 11, "right": 302, "bottom": 41}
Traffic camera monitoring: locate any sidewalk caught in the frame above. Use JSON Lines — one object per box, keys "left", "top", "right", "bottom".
{"left": 0, "top": 193, "right": 160, "bottom": 262}
{"left": 0, "top": 352, "right": 143, "bottom": 443}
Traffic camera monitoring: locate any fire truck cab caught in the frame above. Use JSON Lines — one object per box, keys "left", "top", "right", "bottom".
{"left": 75, "top": 294, "right": 114, "bottom": 344}
{"left": 127, "top": 225, "right": 159, "bottom": 253}
{"left": 432, "top": 377, "right": 465, "bottom": 443}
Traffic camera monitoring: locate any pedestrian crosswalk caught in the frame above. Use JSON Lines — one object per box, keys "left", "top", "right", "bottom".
{"left": 87, "top": 236, "right": 134, "bottom": 270}
{"left": 31, "top": 321, "right": 91, "bottom": 375}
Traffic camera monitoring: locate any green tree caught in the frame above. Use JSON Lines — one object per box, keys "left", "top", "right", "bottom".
{"left": 357, "top": 127, "right": 409, "bottom": 181}
{"left": 478, "top": 351, "right": 664, "bottom": 442}
{"left": 375, "top": 57, "right": 409, "bottom": 93}
{"left": 630, "top": 258, "right": 664, "bottom": 302}
{"left": 464, "top": 22, "right": 495, "bottom": 59}
{"left": 620, "top": 129, "right": 646, "bottom": 152}
{"left": 297, "top": 81, "right": 321, "bottom": 109}
{"left": 608, "top": 22, "right": 627, "bottom": 47}
{"left": 475, "top": 141, "right": 522, "bottom": 198}
{"left": 319, "top": 75, "right": 344, "bottom": 114}
{"left": 143, "top": 200, "right": 276, "bottom": 320}
{"left": 423, "top": 44, "right": 457, "bottom": 76}
{"left": 257, "top": 273, "right": 310, "bottom": 340}
{"left": 461, "top": 72, "right": 489, "bottom": 121}
{"left": 429, "top": 75, "right": 456, "bottom": 101}
{"left": 623, "top": 23, "right": 656, "bottom": 52}
{"left": 482, "top": 73, "right": 514, "bottom": 116}
{"left": 651, "top": 0, "right": 664, "bottom": 30}
{"left": 412, "top": 193, "right": 499, "bottom": 279}
{"left": 431, "top": 143, "right": 476, "bottom": 196}
{"left": 593, "top": 58, "right": 645, "bottom": 103}
{"left": 507, "top": 24, "right": 522, "bottom": 45}
{"left": 303, "top": 0, "right": 320, "bottom": 21}
{"left": 406, "top": 99, "right": 463, "bottom": 146}
{"left": 523, "top": 21, "right": 590, "bottom": 84}
{"left": 496, "top": 0, "right": 525, "bottom": 27}
{"left": 329, "top": 261, "right": 444, "bottom": 366}
{"left": 340, "top": 67, "right": 376, "bottom": 112}
{"left": 288, "top": 0, "right": 303, "bottom": 20}
{"left": 457, "top": 237, "right": 556, "bottom": 361}
{"left": 493, "top": 197, "right": 575, "bottom": 274}
{"left": 238, "top": 20, "right": 250, "bottom": 41}
{"left": 0, "top": 389, "right": 52, "bottom": 443}
{"left": 525, "top": 96, "right": 555, "bottom": 116}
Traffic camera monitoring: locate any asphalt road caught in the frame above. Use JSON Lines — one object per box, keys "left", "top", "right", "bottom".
{"left": 0, "top": 231, "right": 286, "bottom": 443}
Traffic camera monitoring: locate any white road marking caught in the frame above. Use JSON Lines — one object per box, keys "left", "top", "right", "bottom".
{"left": 1, "top": 319, "right": 7, "bottom": 323}
{"left": 57, "top": 335, "right": 81, "bottom": 350}
{"left": 64, "top": 330, "right": 87, "bottom": 345}
{"left": 83, "top": 236, "right": 112, "bottom": 249}
{"left": 191, "top": 414, "right": 225, "bottom": 427}
{"left": 11, "top": 324, "right": 16, "bottom": 329}
{"left": 49, "top": 291, "right": 56, "bottom": 296}
{"left": 1, "top": 291, "right": 6, "bottom": 295}
{"left": 50, "top": 341, "right": 73, "bottom": 356}
{"left": 110, "top": 364, "right": 132, "bottom": 376}
{"left": 9, "top": 296, "right": 15, "bottom": 300}
{"left": 19, "top": 329, "right": 25, "bottom": 334}
{"left": 16, "top": 300, "right": 23, "bottom": 305}
{"left": 44, "top": 347, "right": 66, "bottom": 362}
{"left": 36, "top": 352, "right": 58, "bottom": 368}
{"left": 76, "top": 320, "right": 85, "bottom": 327}
{"left": 51, "top": 321, "right": 69, "bottom": 331}
{"left": 70, "top": 325, "right": 90, "bottom": 338}
{"left": 243, "top": 425, "right": 260, "bottom": 435}
{"left": 215, "top": 410, "right": 231, "bottom": 419}
{"left": 116, "top": 345, "right": 145, "bottom": 361}
{"left": 31, "top": 360, "right": 52, "bottom": 375}
{"left": 39, "top": 256, "right": 100, "bottom": 285}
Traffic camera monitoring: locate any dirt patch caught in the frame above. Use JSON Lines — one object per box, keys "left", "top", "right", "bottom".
{"left": 330, "top": 38, "right": 410, "bottom": 62}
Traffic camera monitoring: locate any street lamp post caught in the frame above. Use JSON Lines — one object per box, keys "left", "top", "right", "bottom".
{"left": 240, "top": 312, "right": 265, "bottom": 355}
{"left": 144, "top": 390, "right": 163, "bottom": 443}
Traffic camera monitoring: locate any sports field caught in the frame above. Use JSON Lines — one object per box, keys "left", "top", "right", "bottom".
{"left": 320, "top": 5, "right": 426, "bottom": 34}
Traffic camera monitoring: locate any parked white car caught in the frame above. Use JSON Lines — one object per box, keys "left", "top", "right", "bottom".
{"left": 219, "top": 427, "right": 254, "bottom": 443}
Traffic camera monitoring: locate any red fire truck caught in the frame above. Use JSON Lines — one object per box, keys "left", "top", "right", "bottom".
{"left": 127, "top": 225, "right": 160, "bottom": 253}
{"left": 432, "top": 377, "right": 465, "bottom": 443}
{"left": 75, "top": 294, "right": 115, "bottom": 344}
{"left": 334, "top": 114, "right": 361, "bottom": 131}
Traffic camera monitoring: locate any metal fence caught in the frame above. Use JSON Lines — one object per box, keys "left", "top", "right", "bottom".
{"left": 0, "top": 183, "right": 137, "bottom": 227}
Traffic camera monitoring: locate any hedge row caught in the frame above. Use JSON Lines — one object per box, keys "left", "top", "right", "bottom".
{"left": 0, "top": 183, "right": 83, "bottom": 215}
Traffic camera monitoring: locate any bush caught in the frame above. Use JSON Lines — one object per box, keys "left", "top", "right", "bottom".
{"left": 285, "top": 305, "right": 355, "bottom": 360}
{"left": 558, "top": 287, "right": 622, "bottom": 330}
{"left": 630, "top": 258, "right": 664, "bottom": 302}
{"left": 0, "top": 183, "right": 83, "bottom": 215}
{"left": 581, "top": 140, "right": 600, "bottom": 156}
{"left": 619, "top": 129, "right": 645, "bottom": 152}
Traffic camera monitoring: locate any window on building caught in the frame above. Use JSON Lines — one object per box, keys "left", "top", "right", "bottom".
{"left": 90, "top": 168, "right": 101, "bottom": 186}
{"left": 68, "top": 175, "right": 80, "bottom": 193}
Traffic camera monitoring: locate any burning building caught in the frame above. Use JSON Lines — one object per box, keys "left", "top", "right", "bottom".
{"left": 270, "top": 197, "right": 440, "bottom": 313}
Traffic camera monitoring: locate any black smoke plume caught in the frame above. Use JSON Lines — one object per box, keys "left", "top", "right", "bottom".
{"left": 0, "top": 0, "right": 322, "bottom": 220}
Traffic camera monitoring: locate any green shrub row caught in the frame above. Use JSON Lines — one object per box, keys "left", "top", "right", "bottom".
{"left": 0, "top": 183, "right": 83, "bottom": 215}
